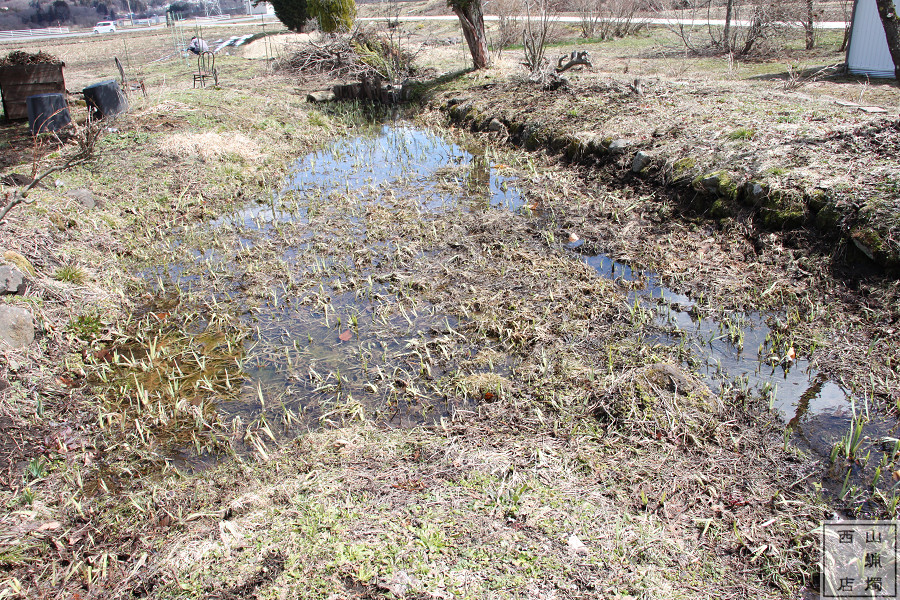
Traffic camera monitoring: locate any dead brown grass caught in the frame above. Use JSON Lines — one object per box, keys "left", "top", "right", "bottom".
{"left": 156, "top": 131, "right": 265, "bottom": 162}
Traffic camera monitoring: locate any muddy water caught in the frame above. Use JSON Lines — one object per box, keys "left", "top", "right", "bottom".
{"left": 162, "top": 124, "right": 893, "bottom": 482}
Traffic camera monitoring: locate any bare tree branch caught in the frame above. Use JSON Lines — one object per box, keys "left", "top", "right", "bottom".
{"left": 556, "top": 50, "right": 592, "bottom": 72}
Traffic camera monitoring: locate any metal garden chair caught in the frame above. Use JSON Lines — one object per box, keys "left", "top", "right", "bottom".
{"left": 193, "top": 51, "right": 218, "bottom": 88}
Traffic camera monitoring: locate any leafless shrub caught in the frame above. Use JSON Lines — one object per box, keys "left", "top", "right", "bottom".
{"left": 487, "top": 0, "right": 524, "bottom": 58}
{"left": 0, "top": 115, "right": 105, "bottom": 223}
{"left": 782, "top": 62, "right": 842, "bottom": 91}
{"left": 838, "top": 0, "right": 852, "bottom": 51}
{"left": 668, "top": 0, "right": 800, "bottom": 58}
{"left": 522, "top": 0, "right": 561, "bottom": 74}
{"left": 573, "top": 0, "right": 647, "bottom": 40}
{"left": 737, "top": 2, "right": 796, "bottom": 56}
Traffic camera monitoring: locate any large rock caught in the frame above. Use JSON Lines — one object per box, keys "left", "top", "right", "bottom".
{"left": 694, "top": 170, "right": 738, "bottom": 200}
{"left": 68, "top": 188, "right": 98, "bottom": 210}
{"left": 608, "top": 139, "right": 630, "bottom": 155}
{"left": 0, "top": 266, "right": 26, "bottom": 294}
{"left": 486, "top": 118, "right": 506, "bottom": 133}
{"left": 0, "top": 305, "right": 34, "bottom": 349}
{"left": 632, "top": 151, "right": 652, "bottom": 173}
{"left": 306, "top": 91, "right": 335, "bottom": 103}
{"left": 742, "top": 181, "right": 767, "bottom": 205}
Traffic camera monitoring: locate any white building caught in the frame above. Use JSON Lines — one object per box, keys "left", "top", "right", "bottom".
{"left": 846, "top": 0, "right": 898, "bottom": 78}
{"left": 248, "top": 1, "right": 275, "bottom": 15}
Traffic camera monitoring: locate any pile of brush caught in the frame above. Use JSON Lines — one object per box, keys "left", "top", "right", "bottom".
{"left": 274, "top": 30, "right": 417, "bottom": 81}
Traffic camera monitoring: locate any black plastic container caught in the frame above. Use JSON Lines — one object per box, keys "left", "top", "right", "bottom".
{"left": 83, "top": 80, "right": 127, "bottom": 118}
{"left": 25, "top": 93, "right": 71, "bottom": 134}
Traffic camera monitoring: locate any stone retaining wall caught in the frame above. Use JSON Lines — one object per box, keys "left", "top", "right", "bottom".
{"left": 438, "top": 95, "right": 899, "bottom": 272}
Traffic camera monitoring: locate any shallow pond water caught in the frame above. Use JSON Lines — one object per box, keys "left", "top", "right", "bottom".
{"left": 577, "top": 249, "right": 897, "bottom": 501}
{"left": 150, "top": 124, "right": 525, "bottom": 468}
{"left": 152, "top": 123, "right": 894, "bottom": 488}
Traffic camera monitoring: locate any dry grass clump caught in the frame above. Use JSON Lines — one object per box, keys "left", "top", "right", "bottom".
{"left": 594, "top": 362, "right": 724, "bottom": 439}
{"left": 457, "top": 371, "right": 510, "bottom": 400}
{"left": 156, "top": 132, "right": 264, "bottom": 163}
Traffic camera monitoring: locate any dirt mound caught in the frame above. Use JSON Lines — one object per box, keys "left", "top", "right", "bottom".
{"left": 0, "top": 50, "right": 62, "bottom": 66}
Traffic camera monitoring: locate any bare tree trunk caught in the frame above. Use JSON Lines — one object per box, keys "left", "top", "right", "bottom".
{"left": 723, "top": 0, "right": 733, "bottom": 53}
{"left": 875, "top": 0, "right": 900, "bottom": 81}
{"left": 449, "top": 0, "right": 490, "bottom": 69}
{"left": 805, "top": 0, "right": 815, "bottom": 49}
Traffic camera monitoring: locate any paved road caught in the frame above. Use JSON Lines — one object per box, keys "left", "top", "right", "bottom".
{"left": 360, "top": 15, "right": 850, "bottom": 29}
{"left": 0, "top": 13, "right": 849, "bottom": 44}
{"left": 0, "top": 15, "right": 278, "bottom": 43}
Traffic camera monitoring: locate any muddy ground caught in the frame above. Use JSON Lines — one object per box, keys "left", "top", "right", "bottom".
{"left": 0, "top": 17, "right": 898, "bottom": 600}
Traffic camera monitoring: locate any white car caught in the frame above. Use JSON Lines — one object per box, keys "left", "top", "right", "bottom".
{"left": 93, "top": 21, "right": 116, "bottom": 34}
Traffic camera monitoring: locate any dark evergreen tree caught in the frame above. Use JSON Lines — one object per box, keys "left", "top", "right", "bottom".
{"left": 51, "top": 0, "right": 72, "bottom": 22}
{"left": 258, "top": 0, "right": 309, "bottom": 32}
{"left": 309, "top": 0, "right": 354, "bottom": 33}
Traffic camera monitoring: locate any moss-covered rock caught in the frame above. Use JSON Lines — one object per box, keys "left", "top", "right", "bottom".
{"left": 762, "top": 209, "right": 805, "bottom": 229}
{"left": 449, "top": 101, "right": 472, "bottom": 121}
{"left": 849, "top": 227, "right": 898, "bottom": 269}
{"left": 740, "top": 181, "right": 768, "bottom": 207}
{"left": 709, "top": 199, "right": 733, "bottom": 218}
{"left": 693, "top": 171, "right": 737, "bottom": 200}
{"left": 564, "top": 136, "right": 589, "bottom": 160}
{"left": 805, "top": 188, "right": 829, "bottom": 214}
{"left": 851, "top": 228, "right": 879, "bottom": 262}
{"left": 562, "top": 132, "right": 599, "bottom": 160}
{"left": 671, "top": 157, "right": 696, "bottom": 183}
{"left": 522, "top": 122, "right": 548, "bottom": 151}
{"left": 814, "top": 203, "right": 841, "bottom": 232}
{"left": 632, "top": 151, "right": 652, "bottom": 173}
{"left": 761, "top": 189, "right": 806, "bottom": 229}
{"left": 486, "top": 118, "right": 506, "bottom": 133}
{"left": 549, "top": 133, "right": 570, "bottom": 152}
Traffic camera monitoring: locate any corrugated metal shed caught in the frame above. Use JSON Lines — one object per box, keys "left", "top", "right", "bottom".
{"left": 846, "top": 0, "right": 897, "bottom": 78}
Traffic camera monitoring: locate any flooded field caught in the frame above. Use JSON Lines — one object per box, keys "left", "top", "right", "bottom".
{"left": 12, "top": 25, "right": 900, "bottom": 599}
{"left": 127, "top": 122, "right": 897, "bottom": 503}
{"left": 129, "top": 124, "right": 525, "bottom": 468}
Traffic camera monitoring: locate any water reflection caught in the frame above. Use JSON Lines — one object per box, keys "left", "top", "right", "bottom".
{"left": 576, "top": 249, "right": 896, "bottom": 464}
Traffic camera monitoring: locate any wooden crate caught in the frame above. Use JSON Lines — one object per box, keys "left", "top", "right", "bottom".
{"left": 0, "top": 63, "right": 66, "bottom": 120}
